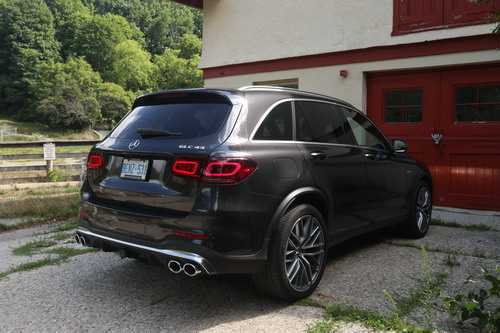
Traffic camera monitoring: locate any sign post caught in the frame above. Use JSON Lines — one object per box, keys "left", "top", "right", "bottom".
{"left": 43, "top": 143, "right": 56, "bottom": 177}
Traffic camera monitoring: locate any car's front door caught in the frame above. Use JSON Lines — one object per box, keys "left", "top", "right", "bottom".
{"left": 294, "top": 100, "right": 370, "bottom": 234}
{"left": 338, "top": 106, "right": 409, "bottom": 225}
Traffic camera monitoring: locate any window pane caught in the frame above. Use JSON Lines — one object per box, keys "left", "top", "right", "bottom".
{"left": 295, "top": 102, "right": 348, "bottom": 144}
{"left": 254, "top": 102, "right": 293, "bottom": 140}
{"left": 405, "top": 107, "right": 422, "bottom": 122}
{"left": 384, "top": 91, "right": 402, "bottom": 106}
{"left": 404, "top": 90, "right": 422, "bottom": 105}
{"left": 478, "top": 104, "right": 500, "bottom": 121}
{"left": 340, "top": 107, "right": 387, "bottom": 149}
{"left": 455, "top": 105, "right": 476, "bottom": 122}
{"left": 478, "top": 85, "right": 500, "bottom": 103}
{"left": 384, "top": 107, "right": 402, "bottom": 122}
{"left": 455, "top": 87, "right": 476, "bottom": 104}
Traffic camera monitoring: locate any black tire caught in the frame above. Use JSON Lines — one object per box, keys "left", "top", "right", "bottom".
{"left": 401, "top": 181, "right": 432, "bottom": 239}
{"left": 253, "top": 204, "right": 327, "bottom": 301}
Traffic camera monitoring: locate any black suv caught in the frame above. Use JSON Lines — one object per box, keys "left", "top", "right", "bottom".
{"left": 76, "top": 86, "right": 432, "bottom": 301}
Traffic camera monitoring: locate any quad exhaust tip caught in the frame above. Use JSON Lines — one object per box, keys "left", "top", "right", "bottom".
{"left": 168, "top": 260, "right": 201, "bottom": 276}
{"left": 75, "top": 234, "right": 88, "bottom": 247}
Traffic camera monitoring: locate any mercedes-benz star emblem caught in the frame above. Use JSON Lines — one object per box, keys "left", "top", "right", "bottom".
{"left": 128, "top": 140, "right": 140, "bottom": 150}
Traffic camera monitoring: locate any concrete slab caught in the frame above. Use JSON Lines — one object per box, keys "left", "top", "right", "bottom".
{"left": 434, "top": 206, "right": 500, "bottom": 229}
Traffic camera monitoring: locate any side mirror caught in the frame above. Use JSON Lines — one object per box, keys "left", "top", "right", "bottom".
{"left": 392, "top": 139, "right": 408, "bottom": 153}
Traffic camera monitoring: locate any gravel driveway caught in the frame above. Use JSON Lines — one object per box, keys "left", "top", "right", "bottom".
{"left": 0, "top": 217, "right": 498, "bottom": 333}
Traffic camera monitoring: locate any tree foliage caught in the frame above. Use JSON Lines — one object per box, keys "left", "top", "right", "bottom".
{"left": 32, "top": 57, "right": 102, "bottom": 129}
{"left": 0, "top": 0, "right": 203, "bottom": 129}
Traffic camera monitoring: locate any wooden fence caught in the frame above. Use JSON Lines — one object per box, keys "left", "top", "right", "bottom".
{"left": 0, "top": 140, "right": 100, "bottom": 184}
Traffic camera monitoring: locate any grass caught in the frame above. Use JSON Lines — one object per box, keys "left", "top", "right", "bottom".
{"left": 25, "top": 187, "right": 79, "bottom": 195}
{"left": 0, "top": 247, "right": 98, "bottom": 279}
{"left": 0, "top": 189, "right": 7, "bottom": 195}
{"left": 12, "top": 239, "right": 58, "bottom": 256}
{"left": 52, "top": 219, "right": 78, "bottom": 232}
{"left": 302, "top": 301, "right": 431, "bottom": 333}
{"left": 0, "top": 117, "right": 100, "bottom": 141}
{"left": 0, "top": 193, "right": 80, "bottom": 219}
{"left": 431, "top": 218, "right": 492, "bottom": 231}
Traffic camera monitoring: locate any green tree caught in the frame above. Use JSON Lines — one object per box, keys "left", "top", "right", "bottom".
{"left": 97, "top": 82, "right": 135, "bottom": 126}
{"left": 45, "top": 0, "right": 92, "bottom": 59}
{"left": 0, "top": 0, "right": 60, "bottom": 117}
{"left": 152, "top": 49, "right": 203, "bottom": 91}
{"left": 106, "top": 40, "right": 155, "bottom": 93}
{"left": 177, "top": 33, "right": 202, "bottom": 60}
{"left": 71, "top": 13, "right": 144, "bottom": 72}
{"left": 31, "top": 57, "right": 102, "bottom": 129}
{"left": 145, "top": 4, "right": 196, "bottom": 55}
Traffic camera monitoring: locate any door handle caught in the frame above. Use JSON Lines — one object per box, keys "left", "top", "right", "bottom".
{"left": 311, "top": 151, "right": 327, "bottom": 160}
{"left": 364, "top": 153, "right": 376, "bottom": 160}
{"left": 431, "top": 133, "right": 443, "bottom": 145}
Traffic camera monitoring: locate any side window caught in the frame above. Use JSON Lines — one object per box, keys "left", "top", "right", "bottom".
{"left": 340, "top": 107, "right": 388, "bottom": 149}
{"left": 295, "top": 101, "right": 349, "bottom": 144}
{"left": 254, "top": 101, "right": 293, "bottom": 140}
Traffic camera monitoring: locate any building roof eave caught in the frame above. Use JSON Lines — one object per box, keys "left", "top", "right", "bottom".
{"left": 170, "top": 0, "right": 203, "bottom": 10}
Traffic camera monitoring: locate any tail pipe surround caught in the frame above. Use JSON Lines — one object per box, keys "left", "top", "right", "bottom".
{"left": 168, "top": 260, "right": 202, "bottom": 277}
{"left": 75, "top": 234, "right": 89, "bottom": 247}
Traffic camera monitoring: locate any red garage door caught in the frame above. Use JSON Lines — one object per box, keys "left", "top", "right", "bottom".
{"left": 368, "top": 66, "right": 500, "bottom": 210}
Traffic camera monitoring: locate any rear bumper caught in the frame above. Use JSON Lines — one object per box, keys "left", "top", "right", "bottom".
{"left": 76, "top": 227, "right": 218, "bottom": 274}
{"left": 75, "top": 221, "right": 268, "bottom": 275}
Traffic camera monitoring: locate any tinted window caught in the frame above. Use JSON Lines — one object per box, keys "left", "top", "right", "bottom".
{"left": 254, "top": 102, "right": 293, "bottom": 140}
{"left": 340, "top": 107, "right": 388, "bottom": 149}
{"left": 295, "top": 101, "right": 349, "bottom": 144}
{"left": 110, "top": 103, "right": 231, "bottom": 139}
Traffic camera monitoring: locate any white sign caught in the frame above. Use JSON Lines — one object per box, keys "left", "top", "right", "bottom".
{"left": 43, "top": 143, "right": 56, "bottom": 160}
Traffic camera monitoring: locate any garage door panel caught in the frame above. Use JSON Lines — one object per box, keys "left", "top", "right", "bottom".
{"left": 368, "top": 65, "right": 500, "bottom": 211}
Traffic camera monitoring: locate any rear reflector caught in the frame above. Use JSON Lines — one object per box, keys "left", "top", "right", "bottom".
{"left": 171, "top": 157, "right": 257, "bottom": 184}
{"left": 172, "top": 230, "right": 208, "bottom": 240}
{"left": 86, "top": 153, "right": 104, "bottom": 169}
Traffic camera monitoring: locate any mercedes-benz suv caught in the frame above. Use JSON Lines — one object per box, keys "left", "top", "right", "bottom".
{"left": 76, "top": 86, "right": 432, "bottom": 301}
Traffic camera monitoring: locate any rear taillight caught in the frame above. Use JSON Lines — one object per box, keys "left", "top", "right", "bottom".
{"left": 86, "top": 153, "right": 104, "bottom": 170}
{"left": 171, "top": 158, "right": 257, "bottom": 184}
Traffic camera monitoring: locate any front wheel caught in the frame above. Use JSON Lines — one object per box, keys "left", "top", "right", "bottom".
{"left": 401, "top": 181, "right": 432, "bottom": 239}
{"left": 253, "top": 204, "right": 327, "bottom": 301}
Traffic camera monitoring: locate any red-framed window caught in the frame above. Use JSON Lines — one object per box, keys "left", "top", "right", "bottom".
{"left": 455, "top": 84, "right": 500, "bottom": 122}
{"left": 384, "top": 89, "right": 423, "bottom": 123}
{"left": 393, "top": 0, "right": 500, "bottom": 35}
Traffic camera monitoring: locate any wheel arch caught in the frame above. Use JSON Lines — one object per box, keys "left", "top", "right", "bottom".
{"left": 264, "top": 187, "right": 329, "bottom": 243}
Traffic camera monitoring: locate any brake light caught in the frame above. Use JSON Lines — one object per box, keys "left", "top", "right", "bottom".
{"left": 171, "top": 158, "right": 257, "bottom": 184}
{"left": 172, "top": 160, "right": 199, "bottom": 176}
{"left": 86, "top": 153, "right": 103, "bottom": 169}
{"left": 203, "top": 159, "right": 257, "bottom": 184}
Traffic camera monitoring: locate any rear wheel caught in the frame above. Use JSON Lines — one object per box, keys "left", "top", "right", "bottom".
{"left": 401, "top": 181, "right": 432, "bottom": 238}
{"left": 253, "top": 204, "right": 327, "bottom": 301}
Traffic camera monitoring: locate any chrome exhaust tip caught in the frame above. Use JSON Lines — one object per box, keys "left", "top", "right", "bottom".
{"left": 75, "top": 234, "right": 81, "bottom": 244}
{"left": 168, "top": 260, "right": 182, "bottom": 274}
{"left": 183, "top": 263, "right": 201, "bottom": 277}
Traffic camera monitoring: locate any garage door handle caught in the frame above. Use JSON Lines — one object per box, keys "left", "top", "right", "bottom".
{"left": 311, "top": 151, "right": 327, "bottom": 160}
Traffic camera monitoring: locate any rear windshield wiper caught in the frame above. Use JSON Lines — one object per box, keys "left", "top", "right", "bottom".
{"left": 136, "top": 128, "right": 182, "bottom": 137}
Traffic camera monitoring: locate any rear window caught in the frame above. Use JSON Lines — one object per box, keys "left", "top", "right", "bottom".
{"left": 109, "top": 103, "right": 232, "bottom": 140}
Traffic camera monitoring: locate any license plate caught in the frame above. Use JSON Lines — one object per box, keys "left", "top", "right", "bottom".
{"left": 120, "top": 159, "right": 149, "bottom": 180}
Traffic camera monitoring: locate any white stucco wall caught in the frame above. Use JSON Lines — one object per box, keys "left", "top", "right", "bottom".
{"left": 204, "top": 49, "right": 500, "bottom": 113}
{"left": 200, "top": 0, "right": 497, "bottom": 69}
